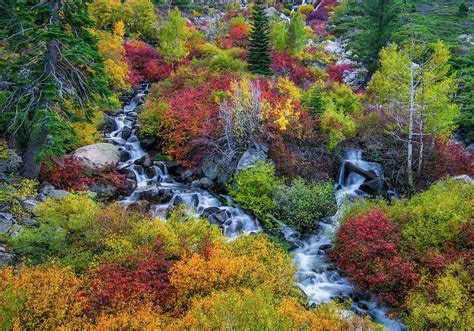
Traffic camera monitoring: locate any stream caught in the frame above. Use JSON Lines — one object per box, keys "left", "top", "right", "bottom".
{"left": 105, "top": 87, "right": 405, "bottom": 330}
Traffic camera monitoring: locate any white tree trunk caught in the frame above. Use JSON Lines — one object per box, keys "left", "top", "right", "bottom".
{"left": 407, "top": 63, "right": 415, "bottom": 188}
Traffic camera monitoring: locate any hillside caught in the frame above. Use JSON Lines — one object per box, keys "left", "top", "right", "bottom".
{"left": 0, "top": 1, "right": 473, "bottom": 330}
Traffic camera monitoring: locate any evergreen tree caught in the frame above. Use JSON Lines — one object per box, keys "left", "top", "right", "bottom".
{"left": 355, "top": 0, "right": 401, "bottom": 75}
{"left": 0, "top": 0, "right": 112, "bottom": 178}
{"left": 307, "top": 87, "right": 324, "bottom": 115}
{"left": 247, "top": 0, "right": 272, "bottom": 76}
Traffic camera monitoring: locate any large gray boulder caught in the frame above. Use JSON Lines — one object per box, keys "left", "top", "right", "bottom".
{"left": 236, "top": 144, "right": 268, "bottom": 172}
{"left": 72, "top": 143, "right": 120, "bottom": 168}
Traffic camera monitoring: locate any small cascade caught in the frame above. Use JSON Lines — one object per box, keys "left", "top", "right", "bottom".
{"left": 283, "top": 150, "right": 405, "bottom": 330}
{"left": 107, "top": 89, "right": 404, "bottom": 330}
{"left": 105, "top": 87, "right": 261, "bottom": 238}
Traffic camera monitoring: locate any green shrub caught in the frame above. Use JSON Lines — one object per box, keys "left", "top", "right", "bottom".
{"left": 228, "top": 161, "right": 282, "bottom": 230}
{"left": 0, "top": 285, "right": 26, "bottom": 330}
{"left": 12, "top": 194, "right": 103, "bottom": 269}
{"left": 394, "top": 180, "right": 473, "bottom": 252}
{"left": 274, "top": 178, "right": 336, "bottom": 231}
{"left": 11, "top": 224, "right": 68, "bottom": 265}
{"left": 458, "top": 3, "right": 469, "bottom": 16}
{"left": 138, "top": 101, "right": 169, "bottom": 138}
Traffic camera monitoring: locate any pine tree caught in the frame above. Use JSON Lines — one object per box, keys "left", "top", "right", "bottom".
{"left": 306, "top": 86, "right": 324, "bottom": 115}
{"left": 355, "top": 0, "right": 401, "bottom": 74}
{"left": 247, "top": 0, "right": 272, "bottom": 76}
{"left": 0, "top": 0, "right": 112, "bottom": 178}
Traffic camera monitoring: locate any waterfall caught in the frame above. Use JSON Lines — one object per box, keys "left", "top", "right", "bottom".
{"left": 105, "top": 86, "right": 261, "bottom": 238}
{"left": 106, "top": 88, "right": 404, "bottom": 330}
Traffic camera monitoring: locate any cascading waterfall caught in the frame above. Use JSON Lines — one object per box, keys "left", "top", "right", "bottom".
{"left": 283, "top": 150, "right": 405, "bottom": 330}
{"left": 106, "top": 88, "right": 404, "bottom": 330}
{"left": 105, "top": 86, "right": 261, "bottom": 238}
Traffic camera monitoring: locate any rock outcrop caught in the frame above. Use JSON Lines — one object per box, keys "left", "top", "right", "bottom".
{"left": 72, "top": 143, "right": 120, "bottom": 168}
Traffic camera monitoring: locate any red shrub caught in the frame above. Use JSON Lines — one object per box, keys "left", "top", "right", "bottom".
{"left": 40, "top": 156, "right": 92, "bottom": 190}
{"left": 159, "top": 73, "right": 235, "bottom": 166}
{"left": 127, "top": 65, "right": 143, "bottom": 87}
{"left": 144, "top": 59, "right": 172, "bottom": 82}
{"left": 327, "top": 64, "right": 355, "bottom": 83}
{"left": 40, "top": 156, "right": 126, "bottom": 191}
{"left": 307, "top": 8, "right": 329, "bottom": 22}
{"left": 124, "top": 40, "right": 158, "bottom": 69}
{"left": 417, "top": 139, "right": 474, "bottom": 188}
{"left": 228, "top": 24, "right": 248, "bottom": 48}
{"left": 271, "top": 51, "right": 314, "bottom": 86}
{"left": 331, "top": 208, "right": 419, "bottom": 307}
{"left": 87, "top": 244, "right": 175, "bottom": 312}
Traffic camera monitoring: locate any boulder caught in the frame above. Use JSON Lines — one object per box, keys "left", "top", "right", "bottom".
{"left": 0, "top": 249, "right": 16, "bottom": 267}
{"left": 208, "top": 210, "right": 228, "bottom": 225}
{"left": 181, "top": 169, "right": 194, "bottom": 182}
{"left": 72, "top": 143, "right": 120, "bottom": 168}
{"left": 359, "top": 178, "right": 389, "bottom": 199}
{"left": 201, "top": 157, "right": 219, "bottom": 180}
{"left": 264, "top": 6, "right": 278, "bottom": 17}
{"left": 134, "top": 154, "right": 152, "bottom": 168}
{"left": 0, "top": 213, "right": 14, "bottom": 234}
{"left": 202, "top": 206, "right": 221, "bottom": 217}
{"left": 99, "top": 114, "right": 117, "bottom": 132}
{"left": 122, "top": 179, "right": 137, "bottom": 195}
{"left": 39, "top": 187, "right": 70, "bottom": 200}
{"left": 236, "top": 143, "right": 268, "bottom": 172}
{"left": 121, "top": 126, "right": 132, "bottom": 140}
{"left": 191, "top": 177, "right": 214, "bottom": 190}
{"left": 90, "top": 182, "right": 118, "bottom": 200}
{"left": 452, "top": 175, "right": 474, "bottom": 183}
{"left": 20, "top": 199, "right": 39, "bottom": 213}
{"left": 137, "top": 186, "right": 161, "bottom": 202}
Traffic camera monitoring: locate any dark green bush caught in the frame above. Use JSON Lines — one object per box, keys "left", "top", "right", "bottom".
{"left": 274, "top": 178, "right": 336, "bottom": 231}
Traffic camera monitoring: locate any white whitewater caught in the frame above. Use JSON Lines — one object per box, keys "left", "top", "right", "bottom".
{"left": 106, "top": 88, "right": 404, "bottom": 330}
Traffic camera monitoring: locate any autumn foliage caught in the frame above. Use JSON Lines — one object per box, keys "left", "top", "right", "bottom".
{"left": 331, "top": 208, "right": 418, "bottom": 306}
{"left": 87, "top": 243, "right": 175, "bottom": 313}
{"left": 40, "top": 156, "right": 126, "bottom": 191}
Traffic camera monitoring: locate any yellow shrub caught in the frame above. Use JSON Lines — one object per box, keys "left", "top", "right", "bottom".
{"left": 90, "top": 27, "right": 130, "bottom": 91}
{"left": 87, "top": 303, "right": 162, "bottom": 330}
{"left": 298, "top": 4, "right": 314, "bottom": 16}
{"left": 0, "top": 265, "right": 87, "bottom": 329}
{"left": 170, "top": 234, "right": 295, "bottom": 309}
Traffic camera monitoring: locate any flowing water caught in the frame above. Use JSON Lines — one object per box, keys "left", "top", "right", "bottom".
{"left": 106, "top": 88, "right": 404, "bottom": 330}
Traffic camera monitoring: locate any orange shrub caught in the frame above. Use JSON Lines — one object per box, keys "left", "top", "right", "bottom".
{"left": 0, "top": 265, "right": 86, "bottom": 329}
{"left": 170, "top": 234, "right": 295, "bottom": 310}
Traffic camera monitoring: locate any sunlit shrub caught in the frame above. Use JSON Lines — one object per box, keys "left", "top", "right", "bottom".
{"left": 228, "top": 161, "right": 282, "bottom": 229}
{"left": 170, "top": 234, "right": 295, "bottom": 309}
{"left": 0, "top": 176, "right": 37, "bottom": 216}
{"left": 143, "top": 59, "right": 172, "bottom": 82}
{"left": 405, "top": 262, "right": 473, "bottom": 330}
{"left": 86, "top": 303, "right": 162, "bottom": 330}
{"left": 0, "top": 266, "right": 86, "bottom": 329}
{"left": 395, "top": 179, "right": 473, "bottom": 252}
